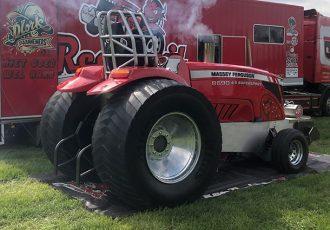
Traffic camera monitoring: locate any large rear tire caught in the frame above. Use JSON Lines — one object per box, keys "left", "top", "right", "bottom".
{"left": 40, "top": 91, "right": 101, "bottom": 178}
{"left": 92, "top": 79, "right": 222, "bottom": 209}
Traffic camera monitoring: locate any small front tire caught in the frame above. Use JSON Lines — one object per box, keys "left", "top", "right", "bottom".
{"left": 272, "top": 129, "right": 308, "bottom": 173}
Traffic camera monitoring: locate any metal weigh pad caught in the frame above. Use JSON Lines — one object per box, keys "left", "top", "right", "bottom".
{"left": 34, "top": 153, "right": 330, "bottom": 218}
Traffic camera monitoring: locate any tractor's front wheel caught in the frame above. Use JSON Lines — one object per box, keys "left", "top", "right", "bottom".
{"left": 92, "top": 79, "right": 222, "bottom": 208}
{"left": 271, "top": 129, "right": 308, "bottom": 173}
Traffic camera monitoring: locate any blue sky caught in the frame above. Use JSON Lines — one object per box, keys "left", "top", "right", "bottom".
{"left": 264, "top": 0, "right": 330, "bottom": 16}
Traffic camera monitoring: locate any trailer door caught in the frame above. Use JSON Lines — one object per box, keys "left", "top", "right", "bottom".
{"left": 0, "top": 1, "right": 57, "bottom": 120}
{"left": 303, "top": 21, "right": 317, "bottom": 83}
{"left": 222, "top": 36, "right": 246, "bottom": 66}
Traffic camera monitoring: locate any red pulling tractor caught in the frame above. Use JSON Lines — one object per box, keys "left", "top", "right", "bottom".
{"left": 40, "top": 10, "right": 319, "bottom": 208}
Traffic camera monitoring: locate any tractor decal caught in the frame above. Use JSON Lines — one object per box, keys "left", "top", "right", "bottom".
{"left": 285, "top": 16, "right": 299, "bottom": 78}
{"left": 2, "top": 2, "right": 54, "bottom": 55}
{"left": 190, "top": 70, "right": 271, "bottom": 82}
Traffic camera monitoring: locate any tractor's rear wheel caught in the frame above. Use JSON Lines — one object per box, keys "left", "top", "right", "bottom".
{"left": 92, "top": 79, "right": 222, "bottom": 209}
{"left": 271, "top": 129, "right": 308, "bottom": 173}
{"left": 40, "top": 91, "right": 101, "bottom": 178}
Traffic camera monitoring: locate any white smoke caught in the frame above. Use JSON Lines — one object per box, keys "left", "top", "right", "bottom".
{"left": 1, "top": 0, "right": 217, "bottom": 41}
{"left": 166, "top": 0, "right": 217, "bottom": 40}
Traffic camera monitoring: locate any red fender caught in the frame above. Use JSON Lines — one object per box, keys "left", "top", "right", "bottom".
{"left": 58, "top": 66, "right": 104, "bottom": 92}
{"left": 87, "top": 67, "right": 189, "bottom": 95}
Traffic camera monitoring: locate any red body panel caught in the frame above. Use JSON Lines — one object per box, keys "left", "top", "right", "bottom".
{"left": 187, "top": 62, "right": 284, "bottom": 122}
{"left": 87, "top": 66, "right": 189, "bottom": 95}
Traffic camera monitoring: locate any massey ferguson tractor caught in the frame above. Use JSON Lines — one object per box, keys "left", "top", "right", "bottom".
{"left": 40, "top": 10, "right": 318, "bottom": 209}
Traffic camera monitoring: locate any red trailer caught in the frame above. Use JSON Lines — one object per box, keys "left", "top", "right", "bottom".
{"left": 287, "top": 10, "right": 330, "bottom": 115}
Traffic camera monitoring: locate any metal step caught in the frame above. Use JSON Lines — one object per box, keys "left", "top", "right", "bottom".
{"left": 53, "top": 121, "right": 95, "bottom": 185}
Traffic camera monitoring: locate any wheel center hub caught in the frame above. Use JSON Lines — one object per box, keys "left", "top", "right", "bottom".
{"left": 154, "top": 135, "right": 168, "bottom": 153}
{"left": 147, "top": 129, "right": 172, "bottom": 159}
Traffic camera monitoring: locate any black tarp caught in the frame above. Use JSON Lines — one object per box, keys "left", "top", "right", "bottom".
{"left": 34, "top": 153, "right": 330, "bottom": 218}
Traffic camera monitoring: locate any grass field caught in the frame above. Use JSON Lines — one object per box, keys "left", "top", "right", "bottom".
{"left": 0, "top": 117, "right": 329, "bottom": 229}
{"left": 310, "top": 117, "right": 330, "bottom": 154}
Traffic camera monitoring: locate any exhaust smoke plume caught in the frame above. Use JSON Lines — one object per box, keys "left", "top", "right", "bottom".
{"left": 166, "top": 0, "right": 217, "bottom": 40}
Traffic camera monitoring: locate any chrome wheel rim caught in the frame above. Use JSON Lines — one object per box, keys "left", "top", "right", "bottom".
{"left": 146, "top": 112, "right": 201, "bottom": 184}
{"left": 288, "top": 139, "right": 304, "bottom": 166}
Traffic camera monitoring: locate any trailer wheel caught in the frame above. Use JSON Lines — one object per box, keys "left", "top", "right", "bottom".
{"left": 92, "top": 79, "right": 221, "bottom": 208}
{"left": 322, "top": 91, "right": 330, "bottom": 116}
{"left": 272, "top": 129, "right": 308, "bottom": 173}
{"left": 40, "top": 91, "right": 101, "bottom": 178}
